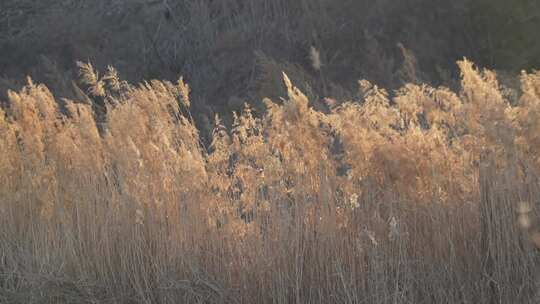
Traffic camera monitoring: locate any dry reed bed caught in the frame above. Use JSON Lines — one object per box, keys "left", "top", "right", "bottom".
{"left": 0, "top": 60, "right": 540, "bottom": 303}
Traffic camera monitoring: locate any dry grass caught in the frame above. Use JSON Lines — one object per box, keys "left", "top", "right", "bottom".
{"left": 1, "top": 60, "right": 540, "bottom": 303}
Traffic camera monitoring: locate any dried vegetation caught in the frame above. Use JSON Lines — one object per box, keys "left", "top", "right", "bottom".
{"left": 1, "top": 60, "right": 540, "bottom": 303}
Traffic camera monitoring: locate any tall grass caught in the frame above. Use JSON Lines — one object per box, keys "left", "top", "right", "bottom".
{"left": 1, "top": 60, "right": 540, "bottom": 303}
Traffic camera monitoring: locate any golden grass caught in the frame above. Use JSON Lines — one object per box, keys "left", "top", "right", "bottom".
{"left": 1, "top": 60, "right": 540, "bottom": 303}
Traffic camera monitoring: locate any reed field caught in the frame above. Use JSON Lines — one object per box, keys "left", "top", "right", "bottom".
{"left": 1, "top": 1, "right": 540, "bottom": 303}
{"left": 0, "top": 60, "right": 540, "bottom": 303}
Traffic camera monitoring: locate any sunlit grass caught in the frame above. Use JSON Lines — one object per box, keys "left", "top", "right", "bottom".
{"left": 0, "top": 60, "right": 539, "bottom": 303}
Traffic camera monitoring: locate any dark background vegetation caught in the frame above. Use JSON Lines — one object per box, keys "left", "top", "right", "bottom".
{"left": 1, "top": 0, "right": 539, "bottom": 128}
